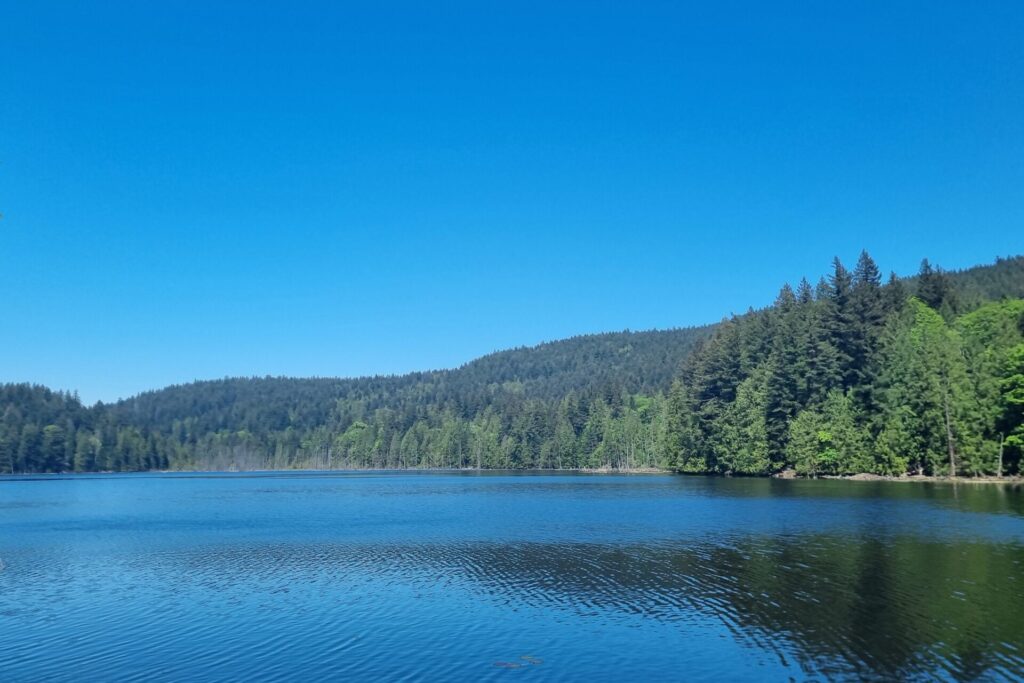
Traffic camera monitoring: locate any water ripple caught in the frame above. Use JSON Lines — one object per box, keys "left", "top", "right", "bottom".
{"left": 1, "top": 473, "right": 1023, "bottom": 681}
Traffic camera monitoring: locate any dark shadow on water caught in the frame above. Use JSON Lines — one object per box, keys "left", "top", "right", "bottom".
{"left": 131, "top": 534, "right": 1024, "bottom": 682}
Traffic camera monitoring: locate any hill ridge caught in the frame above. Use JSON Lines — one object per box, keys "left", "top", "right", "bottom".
{"left": 1, "top": 253, "right": 1021, "bottom": 473}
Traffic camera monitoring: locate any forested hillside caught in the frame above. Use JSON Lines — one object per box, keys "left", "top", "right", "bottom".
{"left": 1, "top": 327, "right": 711, "bottom": 472}
{"left": 665, "top": 254, "right": 1024, "bottom": 477}
{"left": 1, "top": 254, "right": 1022, "bottom": 475}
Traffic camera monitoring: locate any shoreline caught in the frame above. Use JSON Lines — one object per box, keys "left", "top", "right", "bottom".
{"left": 3, "top": 467, "right": 1021, "bottom": 484}
{"left": 774, "top": 471, "right": 1024, "bottom": 485}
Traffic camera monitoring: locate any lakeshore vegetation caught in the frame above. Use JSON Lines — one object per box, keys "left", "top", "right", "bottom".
{"left": 2, "top": 254, "right": 1023, "bottom": 477}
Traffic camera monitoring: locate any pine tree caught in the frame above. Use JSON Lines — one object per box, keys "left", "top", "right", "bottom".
{"left": 40, "top": 423, "right": 67, "bottom": 473}
{"left": 826, "top": 257, "right": 857, "bottom": 390}
{"left": 850, "top": 251, "right": 886, "bottom": 412}
{"left": 18, "top": 423, "right": 42, "bottom": 472}
{"left": 885, "top": 271, "right": 907, "bottom": 312}
{"left": 663, "top": 380, "right": 689, "bottom": 470}
{"left": 815, "top": 276, "right": 832, "bottom": 301}
{"left": 714, "top": 370, "right": 770, "bottom": 474}
{"left": 787, "top": 406, "right": 826, "bottom": 477}
{"left": 764, "top": 286, "right": 802, "bottom": 467}
{"left": 580, "top": 398, "right": 610, "bottom": 468}
{"left": 796, "top": 277, "right": 814, "bottom": 305}
{"left": 916, "top": 258, "right": 959, "bottom": 316}
{"left": 0, "top": 425, "right": 13, "bottom": 474}
{"left": 802, "top": 295, "right": 842, "bottom": 406}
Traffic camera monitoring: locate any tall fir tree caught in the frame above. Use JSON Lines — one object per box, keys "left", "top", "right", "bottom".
{"left": 764, "top": 285, "right": 802, "bottom": 467}
{"left": 885, "top": 271, "right": 907, "bottom": 312}
{"left": 826, "top": 257, "right": 857, "bottom": 391}
{"left": 916, "top": 258, "right": 959, "bottom": 316}
{"left": 849, "top": 251, "right": 886, "bottom": 413}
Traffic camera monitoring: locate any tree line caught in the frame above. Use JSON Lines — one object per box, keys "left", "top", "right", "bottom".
{"left": 665, "top": 254, "right": 1024, "bottom": 476}
{"left": 1, "top": 254, "right": 1022, "bottom": 475}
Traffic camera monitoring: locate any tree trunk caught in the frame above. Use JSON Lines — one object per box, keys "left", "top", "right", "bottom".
{"left": 943, "top": 389, "right": 956, "bottom": 478}
{"left": 998, "top": 433, "right": 1004, "bottom": 478}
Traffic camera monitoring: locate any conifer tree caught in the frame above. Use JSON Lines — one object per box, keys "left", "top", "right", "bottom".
{"left": 0, "top": 425, "right": 13, "bottom": 474}
{"left": 764, "top": 285, "right": 802, "bottom": 466}
{"left": 885, "top": 271, "right": 907, "bottom": 312}
{"left": 826, "top": 257, "right": 857, "bottom": 390}
{"left": 916, "top": 258, "right": 959, "bottom": 316}
{"left": 663, "top": 380, "right": 690, "bottom": 470}
{"left": 796, "top": 277, "right": 814, "bottom": 305}
{"left": 41, "top": 424, "right": 67, "bottom": 472}
{"left": 18, "top": 423, "right": 42, "bottom": 472}
{"left": 714, "top": 370, "right": 770, "bottom": 474}
{"left": 850, "top": 250, "right": 886, "bottom": 412}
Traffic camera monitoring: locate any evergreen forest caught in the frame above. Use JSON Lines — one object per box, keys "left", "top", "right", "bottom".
{"left": 2, "top": 254, "right": 1023, "bottom": 477}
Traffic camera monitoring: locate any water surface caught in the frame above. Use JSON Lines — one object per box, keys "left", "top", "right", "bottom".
{"left": 1, "top": 472, "right": 1022, "bottom": 681}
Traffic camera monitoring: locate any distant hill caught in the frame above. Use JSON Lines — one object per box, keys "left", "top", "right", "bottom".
{"left": 910, "top": 254, "right": 1024, "bottom": 306}
{"left": 106, "top": 326, "right": 714, "bottom": 435}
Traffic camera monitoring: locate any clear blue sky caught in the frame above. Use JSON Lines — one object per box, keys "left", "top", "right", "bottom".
{"left": 2, "top": 1, "right": 1022, "bottom": 404}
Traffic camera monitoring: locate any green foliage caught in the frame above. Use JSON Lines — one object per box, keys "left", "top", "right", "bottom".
{"left": 788, "top": 391, "right": 870, "bottom": 476}
{"left": 1001, "top": 344, "right": 1024, "bottom": 471}
{"left": 1, "top": 254, "right": 1022, "bottom": 475}
{"left": 915, "top": 258, "right": 958, "bottom": 316}
{"left": 0, "top": 326, "right": 712, "bottom": 472}
{"left": 874, "top": 299, "right": 977, "bottom": 475}
{"left": 712, "top": 369, "right": 770, "bottom": 474}
{"left": 874, "top": 408, "right": 914, "bottom": 476}
{"left": 665, "top": 255, "right": 1024, "bottom": 477}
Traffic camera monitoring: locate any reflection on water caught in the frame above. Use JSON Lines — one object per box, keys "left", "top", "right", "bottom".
{"left": 1, "top": 473, "right": 1022, "bottom": 681}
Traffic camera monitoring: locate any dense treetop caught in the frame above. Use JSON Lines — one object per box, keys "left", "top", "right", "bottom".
{"left": 666, "top": 255, "right": 1024, "bottom": 478}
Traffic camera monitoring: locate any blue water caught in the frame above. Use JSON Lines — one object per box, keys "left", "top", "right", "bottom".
{"left": 1, "top": 472, "right": 1023, "bottom": 681}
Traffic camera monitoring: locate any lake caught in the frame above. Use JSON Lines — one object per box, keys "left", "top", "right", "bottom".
{"left": 1, "top": 472, "right": 1022, "bottom": 681}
